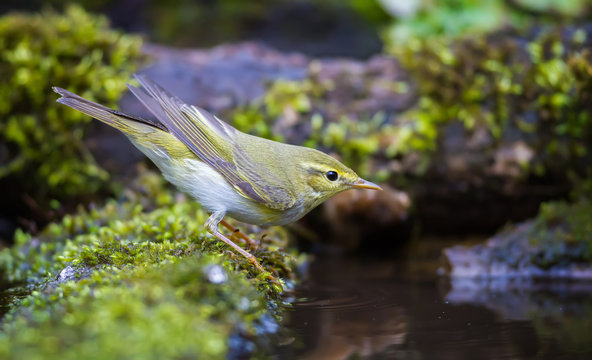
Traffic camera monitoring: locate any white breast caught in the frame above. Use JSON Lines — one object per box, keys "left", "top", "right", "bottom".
{"left": 133, "top": 142, "right": 306, "bottom": 226}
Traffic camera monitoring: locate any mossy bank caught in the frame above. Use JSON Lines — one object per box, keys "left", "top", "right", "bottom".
{"left": 0, "top": 167, "right": 299, "bottom": 359}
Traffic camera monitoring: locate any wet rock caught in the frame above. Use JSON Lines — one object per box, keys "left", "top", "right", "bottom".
{"left": 56, "top": 266, "right": 76, "bottom": 283}
{"left": 443, "top": 219, "right": 592, "bottom": 279}
{"left": 52, "top": 265, "right": 93, "bottom": 285}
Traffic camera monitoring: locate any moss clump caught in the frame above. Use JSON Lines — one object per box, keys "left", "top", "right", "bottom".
{"left": 0, "top": 5, "right": 145, "bottom": 200}
{"left": 0, "top": 257, "right": 273, "bottom": 359}
{"left": 232, "top": 78, "right": 329, "bottom": 143}
{"left": 481, "top": 177, "right": 592, "bottom": 269}
{"left": 387, "top": 26, "right": 592, "bottom": 176}
{"left": 0, "top": 168, "right": 298, "bottom": 358}
{"left": 527, "top": 197, "right": 592, "bottom": 268}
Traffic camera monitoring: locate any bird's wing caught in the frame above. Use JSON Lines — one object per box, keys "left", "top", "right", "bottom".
{"left": 129, "top": 76, "right": 297, "bottom": 211}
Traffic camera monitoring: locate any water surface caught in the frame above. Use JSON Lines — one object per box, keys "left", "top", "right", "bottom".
{"left": 277, "top": 252, "right": 592, "bottom": 359}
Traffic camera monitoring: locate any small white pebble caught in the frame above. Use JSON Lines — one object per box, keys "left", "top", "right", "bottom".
{"left": 204, "top": 264, "right": 227, "bottom": 284}
{"left": 57, "top": 266, "right": 76, "bottom": 282}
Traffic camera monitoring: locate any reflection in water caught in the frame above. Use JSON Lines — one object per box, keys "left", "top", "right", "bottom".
{"left": 446, "top": 278, "right": 592, "bottom": 357}
{"left": 280, "top": 258, "right": 408, "bottom": 359}
{"left": 277, "top": 254, "right": 592, "bottom": 359}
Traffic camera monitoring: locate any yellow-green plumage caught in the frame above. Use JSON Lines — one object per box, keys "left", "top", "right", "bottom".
{"left": 53, "top": 76, "right": 381, "bottom": 275}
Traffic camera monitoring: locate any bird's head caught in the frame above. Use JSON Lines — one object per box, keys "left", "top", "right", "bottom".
{"left": 297, "top": 148, "right": 382, "bottom": 206}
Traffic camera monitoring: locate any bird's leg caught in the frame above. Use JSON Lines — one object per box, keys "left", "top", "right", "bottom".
{"left": 205, "top": 211, "right": 266, "bottom": 274}
{"left": 220, "top": 219, "right": 258, "bottom": 250}
{"left": 259, "top": 233, "right": 268, "bottom": 248}
{"left": 229, "top": 230, "right": 239, "bottom": 244}
{"left": 206, "top": 212, "right": 282, "bottom": 291}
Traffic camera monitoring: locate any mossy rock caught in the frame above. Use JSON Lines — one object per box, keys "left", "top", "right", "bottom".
{"left": 0, "top": 168, "right": 298, "bottom": 358}
{"left": 391, "top": 26, "right": 592, "bottom": 170}
{"left": 0, "top": 257, "right": 276, "bottom": 359}
{"left": 527, "top": 195, "right": 592, "bottom": 268}
{"left": 445, "top": 185, "right": 592, "bottom": 278}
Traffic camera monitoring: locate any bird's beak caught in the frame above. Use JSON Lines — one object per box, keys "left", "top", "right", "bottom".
{"left": 351, "top": 179, "right": 383, "bottom": 191}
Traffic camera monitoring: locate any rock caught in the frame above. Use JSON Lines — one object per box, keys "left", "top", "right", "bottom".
{"left": 489, "top": 141, "right": 535, "bottom": 178}
{"left": 443, "top": 204, "right": 592, "bottom": 280}
{"left": 321, "top": 185, "right": 411, "bottom": 252}
{"left": 121, "top": 42, "right": 310, "bottom": 116}
{"left": 56, "top": 266, "right": 76, "bottom": 283}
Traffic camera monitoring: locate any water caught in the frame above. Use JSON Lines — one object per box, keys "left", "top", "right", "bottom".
{"left": 277, "top": 254, "right": 592, "bottom": 359}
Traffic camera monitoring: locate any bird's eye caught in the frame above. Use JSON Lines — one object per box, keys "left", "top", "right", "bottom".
{"left": 325, "top": 171, "right": 338, "bottom": 181}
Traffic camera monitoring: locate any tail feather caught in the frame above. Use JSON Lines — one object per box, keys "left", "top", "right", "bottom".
{"left": 52, "top": 87, "right": 167, "bottom": 132}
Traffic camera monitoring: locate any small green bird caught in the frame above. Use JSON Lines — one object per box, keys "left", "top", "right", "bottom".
{"left": 53, "top": 76, "right": 381, "bottom": 274}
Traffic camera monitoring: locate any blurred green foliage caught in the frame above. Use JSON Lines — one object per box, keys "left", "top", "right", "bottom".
{"left": 384, "top": 0, "right": 591, "bottom": 46}
{"left": 0, "top": 5, "right": 144, "bottom": 200}
{"left": 0, "top": 167, "right": 296, "bottom": 358}
{"left": 388, "top": 27, "right": 592, "bottom": 174}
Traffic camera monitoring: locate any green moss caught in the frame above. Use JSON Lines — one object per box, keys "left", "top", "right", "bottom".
{"left": 0, "top": 257, "right": 273, "bottom": 359}
{"left": 387, "top": 27, "right": 592, "bottom": 174}
{"left": 231, "top": 78, "right": 330, "bottom": 143}
{"left": 0, "top": 5, "right": 145, "bottom": 200}
{"left": 383, "top": 0, "right": 590, "bottom": 46}
{"left": 527, "top": 196, "right": 592, "bottom": 268}
{"left": 0, "top": 167, "right": 298, "bottom": 358}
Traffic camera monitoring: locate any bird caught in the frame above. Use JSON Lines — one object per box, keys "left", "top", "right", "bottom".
{"left": 53, "top": 75, "right": 382, "bottom": 276}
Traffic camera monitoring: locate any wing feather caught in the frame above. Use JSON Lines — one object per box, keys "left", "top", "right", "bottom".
{"left": 130, "top": 76, "right": 297, "bottom": 210}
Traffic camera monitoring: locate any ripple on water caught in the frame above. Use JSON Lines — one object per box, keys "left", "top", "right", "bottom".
{"left": 291, "top": 283, "right": 394, "bottom": 312}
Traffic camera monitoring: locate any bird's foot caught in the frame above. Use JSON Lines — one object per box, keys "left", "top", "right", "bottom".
{"left": 220, "top": 219, "right": 259, "bottom": 250}
{"left": 234, "top": 249, "right": 282, "bottom": 292}
{"left": 207, "top": 228, "right": 282, "bottom": 292}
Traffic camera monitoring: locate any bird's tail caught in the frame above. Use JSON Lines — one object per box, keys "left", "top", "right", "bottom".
{"left": 52, "top": 87, "right": 167, "bottom": 135}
